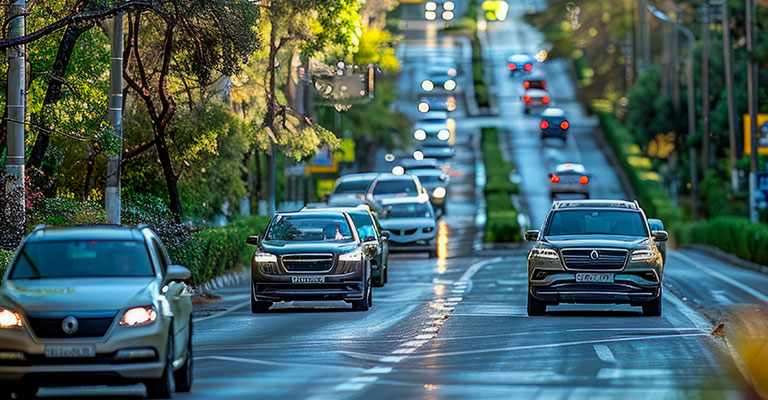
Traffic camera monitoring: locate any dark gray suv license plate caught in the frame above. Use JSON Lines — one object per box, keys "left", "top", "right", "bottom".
{"left": 291, "top": 276, "right": 325, "bottom": 284}
{"left": 45, "top": 345, "right": 96, "bottom": 358}
{"left": 575, "top": 273, "right": 614, "bottom": 283}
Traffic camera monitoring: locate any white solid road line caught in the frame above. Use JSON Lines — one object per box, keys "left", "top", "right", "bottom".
{"left": 193, "top": 301, "right": 249, "bottom": 323}
{"left": 672, "top": 252, "right": 768, "bottom": 304}
{"left": 664, "top": 289, "right": 712, "bottom": 331}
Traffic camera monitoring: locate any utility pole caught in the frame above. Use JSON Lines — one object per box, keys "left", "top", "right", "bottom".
{"left": 105, "top": 15, "right": 124, "bottom": 224}
{"left": 5, "top": 0, "right": 26, "bottom": 207}
{"left": 717, "top": 0, "right": 738, "bottom": 192}
{"left": 701, "top": 5, "right": 711, "bottom": 171}
{"left": 637, "top": 0, "right": 651, "bottom": 73}
{"left": 746, "top": 0, "right": 759, "bottom": 222}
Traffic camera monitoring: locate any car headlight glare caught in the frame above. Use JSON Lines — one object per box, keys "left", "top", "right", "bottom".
{"left": 533, "top": 249, "right": 559, "bottom": 259}
{"left": 444, "top": 79, "right": 457, "bottom": 91}
{"left": 432, "top": 187, "right": 447, "bottom": 199}
{"left": 0, "top": 308, "right": 23, "bottom": 328}
{"left": 414, "top": 129, "right": 427, "bottom": 141}
{"left": 120, "top": 306, "right": 158, "bottom": 327}
{"left": 632, "top": 249, "right": 657, "bottom": 263}
{"left": 254, "top": 253, "right": 277, "bottom": 263}
{"left": 437, "top": 129, "right": 450, "bottom": 141}
{"left": 339, "top": 248, "right": 364, "bottom": 262}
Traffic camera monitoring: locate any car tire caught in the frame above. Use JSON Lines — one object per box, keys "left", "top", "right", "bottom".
{"left": 250, "top": 285, "right": 272, "bottom": 313}
{"left": 12, "top": 386, "right": 37, "bottom": 399}
{"left": 352, "top": 278, "right": 372, "bottom": 311}
{"left": 145, "top": 329, "right": 176, "bottom": 399}
{"left": 384, "top": 265, "right": 389, "bottom": 284}
{"left": 642, "top": 291, "right": 662, "bottom": 316}
{"left": 524, "top": 108, "right": 530, "bottom": 115}
{"left": 174, "top": 322, "right": 193, "bottom": 393}
{"left": 428, "top": 248, "right": 437, "bottom": 258}
{"left": 373, "top": 266, "right": 385, "bottom": 287}
{"left": 527, "top": 292, "right": 546, "bottom": 316}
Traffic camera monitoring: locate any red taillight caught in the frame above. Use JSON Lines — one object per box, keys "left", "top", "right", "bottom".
{"left": 542, "top": 96, "right": 550, "bottom": 104}
{"left": 579, "top": 176, "right": 589, "bottom": 185}
{"left": 523, "top": 81, "right": 531, "bottom": 89}
{"left": 560, "top": 120, "right": 570, "bottom": 130}
{"left": 508, "top": 63, "right": 516, "bottom": 71}
{"left": 541, "top": 81, "right": 547, "bottom": 89}
{"left": 524, "top": 63, "right": 532, "bottom": 71}
{"left": 539, "top": 120, "right": 550, "bottom": 130}
{"left": 551, "top": 174, "right": 560, "bottom": 183}
{"left": 523, "top": 96, "right": 531, "bottom": 103}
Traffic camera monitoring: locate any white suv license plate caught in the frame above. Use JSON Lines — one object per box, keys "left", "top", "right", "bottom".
{"left": 575, "top": 273, "right": 614, "bottom": 283}
{"left": 291, "top": 276, "right": 325, "bottom": 284}
{"left": 45, "top": 345, "right": 96, "bottom": 358}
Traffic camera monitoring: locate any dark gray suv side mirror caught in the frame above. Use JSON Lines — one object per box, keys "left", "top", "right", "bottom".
{"left": 652, "top": 230, "right": 669, "bottom": 242}
{"left": 524, "top": 230, "right": 539, "bottom": 242}
{"left": 246, "top": 235, "right": 260, "bottom": 245}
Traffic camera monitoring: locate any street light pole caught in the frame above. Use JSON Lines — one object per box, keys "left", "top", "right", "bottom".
{"left": 105, "top": 14, "right": 124, "bottom": 225}
{"left": 701, "top": 5, "right": 711, "bottom": 171}
{"left": 746, "top": 0, "right": 759, "bottom": 222}
{"left": 5, "top": 0, "right": 26, "bottom": 206}
{"left": 717, "top": 0, "right": 738, "bottom": 192}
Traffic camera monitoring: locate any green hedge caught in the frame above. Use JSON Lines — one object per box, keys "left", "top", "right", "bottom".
{"left": 168, "top": 216, "right": 270, "bottom": 286}
{"left": 0, "top": 250, "right": 13, "bottom": 279}
{"left": 671, "top": 217, "right": 768, "bottom": 266}
{"left": 482, "top": 127, "right": 521, "bottom": 242}
{"left": 596, "top": 111, "right": 681, "bottom": 224}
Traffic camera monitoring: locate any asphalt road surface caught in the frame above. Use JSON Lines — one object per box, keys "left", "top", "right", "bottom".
{"left": 36, "top": 1, "right": 764, "bottom": 398}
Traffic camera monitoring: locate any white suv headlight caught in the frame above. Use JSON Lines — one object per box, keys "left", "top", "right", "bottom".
{"left": 339, "top": 248, "right": 363, "bottom": 262}
{"left": 254, "top": 253, "right": 277, "bottom": 263}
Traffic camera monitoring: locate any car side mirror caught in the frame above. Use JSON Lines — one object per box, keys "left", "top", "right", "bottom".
{"left": 246, "top": 235, "right": 260, "bottom": 245}
{"left": 524, "top": 230, "right": 540, "bottom": 242}
{"left": 652, "top": 230, "right": 669, "bottom": 242}
{"left": 166, "top": 264, "right": 191, "bottom": 282}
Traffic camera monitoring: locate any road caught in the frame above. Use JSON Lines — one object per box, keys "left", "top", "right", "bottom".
{"left": 37, "top": 1, "right": 765, "bottom": 398}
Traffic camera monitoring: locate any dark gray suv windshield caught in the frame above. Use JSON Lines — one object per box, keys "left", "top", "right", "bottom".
{"left": 10, "top": 240, "right": 154, "bottom": 279}
{"left": 546, "top": 210, "right": 648, "bottom": 237}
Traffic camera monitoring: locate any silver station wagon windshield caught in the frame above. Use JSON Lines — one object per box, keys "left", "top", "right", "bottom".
{"left": 266, "top": 215, "right": 354, "bottom": 242}
{"left": 546, "top": 210, "right": 648, "bottom": 237}
{"left": 10, "top": 240, "right": 154, "bottom": 279}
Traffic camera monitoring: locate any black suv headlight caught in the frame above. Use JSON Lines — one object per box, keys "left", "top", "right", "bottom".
{"left": 531, "top": 248, "right": 559, "bottom": 259}
{"left": 631, "top": 249, "right": 657, "bottom": 263}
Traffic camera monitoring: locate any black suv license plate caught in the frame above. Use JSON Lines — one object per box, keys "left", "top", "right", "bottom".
{"left": 575, "top": 273, "right": 614, "bottom": 283}
{"left": 291, "top": 276, "right": 325, "bottom": 284}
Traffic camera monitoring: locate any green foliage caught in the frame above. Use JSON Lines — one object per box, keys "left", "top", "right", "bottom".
{"left": 0, "top": 250, "right": 13, "bottom": 280}
{"left": 29, "top": 198, "right": 107, "bottom": 227}
{"left": 482, "top": 127, "right": 521, "bottom": 242}
{"left": 672, "top": 217, "right": 768, "bottom": 266}
{"left": 354, "top": 28, "right": 400, "bottom": 72}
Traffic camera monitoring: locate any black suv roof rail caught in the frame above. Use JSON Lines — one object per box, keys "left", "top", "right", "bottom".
{"left": 553, "top": 200, "right": 638, "bottom": 210}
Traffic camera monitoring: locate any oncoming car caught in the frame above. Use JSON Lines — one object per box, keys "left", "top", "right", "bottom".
{"left": 549, "top": 163, "right": 591, "bottom": 199}
{"left": 326, "top": 172, "right": 379, "bottom": 207}
{"left": 408, "top": 168, "right": 449, "bottom": 216}
{"left": 378, "top": 198, "right": 438, "bottom": 258}
{"left": 525, "top": 200, "right": 668, "bottom": 316}
{"left": 248, "top": 212, "right": 376, "bottom": 312}
{"left": 0, "top": 225, "right": 193, "bottom": 399}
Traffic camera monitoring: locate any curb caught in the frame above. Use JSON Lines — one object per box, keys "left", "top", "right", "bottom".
{"left": 196, "top": 268, "right": 249, "bottom": 295}
{"left": 683, "top": 244, "right": 768, "bottom": 275}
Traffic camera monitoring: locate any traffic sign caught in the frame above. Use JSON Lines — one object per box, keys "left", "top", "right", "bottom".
{"left": 743, "top": 113, "right": 768, "bottom": 155}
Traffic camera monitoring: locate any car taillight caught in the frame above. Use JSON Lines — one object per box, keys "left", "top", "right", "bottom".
{"left": 551, "top": 174, "right": 560, "bottom": 183}
{"left": 541, "top": 81, "right": 547, "bottom": 89}
{"left": 542, "top": 96, "right": 550, "bottom": 104}
{"left": 580, "top": 176, "right": 589, "bottom": 185}
{"left": 523, "top": 96, "right": 531, "bottom": 103}
{"left": 560, "top": 120, "right": 569, "bottom": 130}
{"left": 508, "top": 63, "right": 516, "bottom": 70}
{"left": 524, "top": 63, "right": 532, "bottom": 71}
{"left": 523, "top": 81, "right": 531, "bottom": 88}
{"left": 539, "top": 120, "right": 550, "bottom": 130}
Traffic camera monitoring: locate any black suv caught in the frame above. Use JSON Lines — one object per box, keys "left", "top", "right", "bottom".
{"left": 524, "top": 200, "right": 668, "bottom": 316}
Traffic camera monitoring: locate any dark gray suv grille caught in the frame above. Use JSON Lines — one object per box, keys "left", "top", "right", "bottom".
{"left": 561, "top": 249, "right": 628, "bottom": 270}
{"left": 282, "top": 254, "right": 334, "bottom": 272}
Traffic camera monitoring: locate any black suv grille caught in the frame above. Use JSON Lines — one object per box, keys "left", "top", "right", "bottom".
{"left": 282, "top": 254, "right": 334, "bottom": 272}
{"left": 561, "top": 249, "right": 628, "bottom": 270}
{"left": 28, "top": 314, "right": 116, "bottom": 339}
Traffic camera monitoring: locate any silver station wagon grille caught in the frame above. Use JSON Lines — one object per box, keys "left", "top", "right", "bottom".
{"left": 561, "top": 249, "right": 628, "bottom": 270}
{"left": 281, "top": 254, "right": 334, "bottom": 272}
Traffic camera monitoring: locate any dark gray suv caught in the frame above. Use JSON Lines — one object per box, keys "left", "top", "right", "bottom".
{"left": 525, "top": 200, "right": 668, "bottom": 316}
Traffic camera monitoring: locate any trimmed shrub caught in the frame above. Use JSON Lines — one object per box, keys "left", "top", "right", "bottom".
{"left": 482, "top": 127, "right": 521, "bottom": 242}
{"left": 671, "top": 217, "right": 768, "bottom": 266}
{"left": 0, "top": 249, "right": 13, "bottom": 279}
{"left": 486, "top": 210, "right": 521, "bottom": 243}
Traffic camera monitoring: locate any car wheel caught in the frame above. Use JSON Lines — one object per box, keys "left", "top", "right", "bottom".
{"left": 527, "top": 292, "right": 546, "bottom": 316}
{"left": 384, "top": 265, "right": 389, "bottom": 284}
{"left": 352, "top": 279, "right": 371, "bottom": 311}
{"left": 174, "top": 322, "right": 193, "bottom": 393}
{"left": 524, "top": 108, "right": 530, "bottom": 115}
{"left": 250, "top": 285, "right": 272, "bottom": 313}
{"left": 372, "top": 265, "right": 385, "bottom": 287}
{"left": 642, "top": 290, "right": 662, "bottom": 316}
{"left": 12, "top": 386, "right": 37, "bottom": 399}
{"left": 145, "top": 328, "right": 176, "bottom": 399}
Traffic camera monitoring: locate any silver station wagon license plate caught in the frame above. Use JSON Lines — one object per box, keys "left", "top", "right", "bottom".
{"left": 45, "top": 345, "right": 96, "bottom": 358}
{"left": 291, "top": 276, "right": 325, "bottom": 284}
{"left": 575, "top": 273, "right": 614, "bottom": 283}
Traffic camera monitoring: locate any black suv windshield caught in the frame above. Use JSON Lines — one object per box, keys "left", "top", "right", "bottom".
{"left": 266, "top": 215, "right": 354, "bottom": 242}
{"left": 546, "top": 210, "right": 648, "bottom": 237}
{"left": 334, "top": 180, "right": 371, "bottom": 194}
{"left": 10, "top": 240, "right": 154, "bottom": 279}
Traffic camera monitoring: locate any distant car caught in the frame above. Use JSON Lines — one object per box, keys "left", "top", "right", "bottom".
{"left": 523, "top": 75, "right": 547, "bottom": 90}
{"left": 549, "top": 163, "right": 591, "bottom": 199}
{"left": 524, "top": 200, "right": 668, "bottom": 316}
{"left": 0, "top": 225, "right": 194, "bottom": 398}
{"left": 366, "top": 173, "right": 427, "bottom": 204}
{"left": 418, "top": 137, "right": 456, "bottom": 160}
{"left": 401, "top": 158, "right": 445, "bottom": 172}
{"left": 378, "top": 197, "right": 438, "bottom": 258}
{"left": 421, "top": 73, "right": 457, "bottom": 92}
{"left": 539, "top": 107, "right": 569, "bottom": 141}
{"left": 522, "top": 88, "right": 550, "bottom": 114}
{"left": 414, "top": 111, "right": 451, "bottom": 141}
{"left": 326, "top": 172, "right": 379, "bottom": 207}
{"left": 647, "top": 219, "right": 667, "bottom": 266}
{"left": 306, "top": 205, "right": 391, "bottom": 287}
{"left": 248, "top": 211, "right": 376, "bottom": 312}
{"left": 507, "top": 54, "right": 535, "bottom": 75}
{"left": 408, "top": 168, "right": 449, "bottom": 216}
{"left": 419, "top": 95, "right": 457, "bottom": 112}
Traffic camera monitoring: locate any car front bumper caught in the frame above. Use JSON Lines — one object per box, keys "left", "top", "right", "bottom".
{"left": 253, "top": 281, "right": 366, "bottom": 302}
{"left": 530, "top": 282, "right": 660, "bottom": 304}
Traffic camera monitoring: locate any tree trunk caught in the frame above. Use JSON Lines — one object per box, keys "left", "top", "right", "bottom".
{"left": 154, "top": 127, "right": 182, "bottom": 222}
{"left": 28, "top": 23, "right": 93, "bottom": 169}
